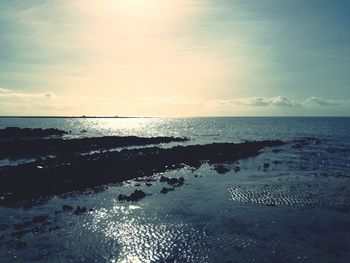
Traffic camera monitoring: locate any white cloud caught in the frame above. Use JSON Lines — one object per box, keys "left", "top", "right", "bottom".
{"left": 0, "top": 88, "right": 13, "bottom": 93}
{"left": 213, "top": 95, "right": 347, "bottom": 108}
{"left": 304, "top": 97, "right": 342, "bottom": 106}
{"left": 232, "top": 96, "right": 297, "bottom": 107}
{"left": 0, "top": 88, "right": 348, "bottom": 116}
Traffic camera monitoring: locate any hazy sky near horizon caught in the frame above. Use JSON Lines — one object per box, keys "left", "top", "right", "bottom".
{"left": 0, "top": 0, "right": 349, "bottom": 116}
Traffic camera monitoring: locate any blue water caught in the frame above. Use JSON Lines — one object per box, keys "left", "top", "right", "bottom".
{"left": 0, "top": 117, "right": 349, "bottom": 143}
{"left": 0, "top": 117, "right": 349, "bottom": 263}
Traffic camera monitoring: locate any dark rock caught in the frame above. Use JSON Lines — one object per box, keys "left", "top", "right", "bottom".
{"left": 146, "top": 178, "right": 157, "bottom": 182}
{"left": 74, "top": 206, "right": 87, "bottom": 215}
{"left": 178, "top": 177, "right": 185, "bottom": 186}
{"left": 234, "top": 166, "right": 241, "bottom": 173}
{"left": 0, "top": 140, "right": 284, "bottom": 205}
{"left": 160, "top": 187, "right": 175, "bottom": 194}
{"left": 160, "top": 176, "right": 167, "bottom": 183}
{"left": 168, "top": 178, "right": 180, "bottom": 186}
{"left": 160, "top": 176, "right": 185, "bottom": 187}
{"left": 32, "top": 215, "right": 48, "bottom": 224}
{"left": 0, "top": 134, "right": 189, "bottom": 158}
{"left": 0, "top": 127, "right": 66, "bottom": 140}
{"left": 118, "top": 190, "right": 147, "bottom": 202}
{"left": 15, "top": 240, "right": 27, "bottom": 249}
{"left": 130, "top": 190, "right": 147, "bottom": 200}
{"left": 214, "top": 164, "right": 230, "bottom": 174}
{"left": 62, "top": 204, "right": 74, "bottom": 211}
{"left": 134, "top": 183, "right": 141, "bottom": 187}
{"left": 145, "top": 183, "right": 152, "bottom": 187}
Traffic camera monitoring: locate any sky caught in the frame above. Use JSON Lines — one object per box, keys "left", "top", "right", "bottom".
{"left": 0, "top": 0, "right": 349, "bottom": 116}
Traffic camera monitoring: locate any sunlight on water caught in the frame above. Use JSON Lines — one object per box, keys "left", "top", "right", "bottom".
{"left": 0, "top": 118, "right": 350, "bottom": 262}
{"left": 116, "top": 256, "right": 143, "bottom": 263}
{"left": 1, "top": 117, "right": 350, "bottom": 144}
{"left": 76, "top": 118, "right": 166, "bottom": 138}
{"left": 86, "top": 201, "right": 210, "bottom": 262}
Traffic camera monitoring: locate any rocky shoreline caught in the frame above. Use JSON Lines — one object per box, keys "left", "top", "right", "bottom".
{"left": 0, "top": 127, "right": 67, "bottom": 139}
{"left": 0, "top": 132, "right": 283, "bottom": 205}
{"left": 0, "top": 127, "right": 189, "bottom": 158}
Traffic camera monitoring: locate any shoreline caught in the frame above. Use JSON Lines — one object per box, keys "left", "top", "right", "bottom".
{"left": 0, "top": 129, "right": 283, "bottom": 205}
{"left": 0, "top": 124, "right": 349, "bottom": 262}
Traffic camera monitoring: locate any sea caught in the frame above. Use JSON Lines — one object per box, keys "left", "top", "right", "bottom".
{"left": 0, "top": 117, "right": 349, "bottom": 263}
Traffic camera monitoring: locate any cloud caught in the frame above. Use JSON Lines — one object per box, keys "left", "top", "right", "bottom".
{"left": 0, "top": 88, "right": 13, "bottom": 93}
{"left": 0, "top": 88, "right": 57, "bottom": 100}
{"left": 212, "top": 95, "right": 348, "bottom": 108}
{"left": 304, "top": 97, "right": 342, "bottom": 106}
{"left": 233, "top": 96, "right": 297, "bottom": 107}
{"left": 0, "top": 87, "right": 348, "bottom": 116}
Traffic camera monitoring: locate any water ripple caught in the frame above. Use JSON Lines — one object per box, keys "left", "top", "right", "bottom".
{"left": 228, "top": 183, "right": 350, "bottom": 208}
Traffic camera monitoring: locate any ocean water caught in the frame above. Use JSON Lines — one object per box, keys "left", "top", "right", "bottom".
{"left": 0, "top": 117, "right": 349, "bottom": 143}
{"left": 0, "top": 117, "right": 350, "bottom": 262}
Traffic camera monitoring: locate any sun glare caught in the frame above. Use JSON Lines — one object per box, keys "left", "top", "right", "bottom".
{"left": 118, "top": 0, "right": 149, "bottom": 9}
{"left": 113, "top": 0, "right": 164, "bottom": 16}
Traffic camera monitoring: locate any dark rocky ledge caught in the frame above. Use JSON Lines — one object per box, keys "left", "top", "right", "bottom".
{"left": 0, "top": 127, "right": 66, "bottom": 140}
{"left": 0, "top": 135, "right": 189, "bottom": 158}
{"left": 0, "top": 140, "right": 283, "bottom": 205}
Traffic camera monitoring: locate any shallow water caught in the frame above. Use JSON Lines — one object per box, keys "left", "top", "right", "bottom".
{"left": 0, "top": 117, "right": 350, "bottom": 262}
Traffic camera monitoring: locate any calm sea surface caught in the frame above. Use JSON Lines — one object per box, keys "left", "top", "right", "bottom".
{"left": 0, "top": 117, "right": 349, "bottom": 143}
{"left": 0, "top": 117, "right": 349, "bottom": 262}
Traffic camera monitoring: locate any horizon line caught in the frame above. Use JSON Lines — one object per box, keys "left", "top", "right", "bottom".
{"left": 0, "top": 115, "right": 349, "bottom": 118}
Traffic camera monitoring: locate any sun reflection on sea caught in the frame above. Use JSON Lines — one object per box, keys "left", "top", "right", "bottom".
{"left": 114, "top": 255, "right": 143, "bottom": 263}
{"left": 76, "top": 118, "right": 171, "bottom": 138}
{"left": 86, "top": 200, "right": 208, "bottom": 262}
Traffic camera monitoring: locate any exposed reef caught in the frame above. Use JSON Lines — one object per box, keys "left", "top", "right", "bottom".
{"left": 0, "top": 134, "right": 189, "bottom": 158}
{"left": 0, "top": 127, "right": 66, "bottom": 140}
{"left": 160, "top": 176, "right": 185, "bottom": 187}
{"left": 160, "top": 187, "right": 175, "bottom": 194}
{"left": 0, "top": 139, "right": 283, "bottom": 205}
{"left": 118, "top": 190, "right": 148, "bottom": 202}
